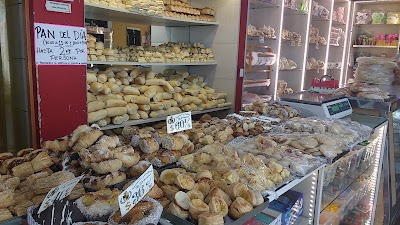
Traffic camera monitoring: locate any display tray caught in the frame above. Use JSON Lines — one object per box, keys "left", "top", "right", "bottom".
{"left": 281, "top": 91, "right": 345, "bottom": 105}
{"left": 87, "top": 61, "right": 218, "bottom": 66}
{"left": 0, "top": 218, "right": 23, "bottom": 225}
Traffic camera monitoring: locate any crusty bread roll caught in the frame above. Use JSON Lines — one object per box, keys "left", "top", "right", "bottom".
{"left": 139, "top": 137, "right": 159, "bottom": 154}
{"left": 0, "top": 190, "right": 15, "bottom": 208}
{"left": 31, "top": 151, "right": 53, "bottom": 172}
{"left": 0, "top": 208, "right": 13, "bottom": 222}
{"left": 138, "top": 110, "right": 149, "bottom": 119}
{"left": 189, "top": 199, "right": 209, "bottom": 220}
{"left": 113, "top": 146, "right": 140, "bottom": 168}
{"left": 88, "top": 109, "right": 108, "bottom": 123}
{"left": 88, "top": 101, "right": 106, "bottom": 113}
{"left": 168, "top": 202, "right": 189, "bottom": 219}
{"left": 105, "top": 99, "right": 127, "bottom": 108}
{"left": 106, "top": 107, "right": 128, "bottom": 117}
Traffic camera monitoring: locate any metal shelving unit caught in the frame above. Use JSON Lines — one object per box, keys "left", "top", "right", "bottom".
{"left": 87, "top": 61, "right": 217, "bottom": 66}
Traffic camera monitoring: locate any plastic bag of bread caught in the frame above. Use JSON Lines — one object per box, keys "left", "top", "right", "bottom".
{"left": 108, "top": 197, "right": 162, "bottom": 225}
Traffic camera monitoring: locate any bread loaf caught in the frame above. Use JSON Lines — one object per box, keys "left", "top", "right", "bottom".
{"left": 106, "top": 107, "right": 128, "bottom": 117}
{"left": 88, "top": 101, "right": 106, "bottom": 113}
{"left": 88, "top": 109, "right": 108, "bottom": 123}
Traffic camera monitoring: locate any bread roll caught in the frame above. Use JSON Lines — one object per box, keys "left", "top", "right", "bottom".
{"left": 31, "top": 151, "right": 53, "bottom": 172}
{"left": 138, "top": 110, "right": 149, "bottom": 119}
{"left": 88, "top": 101, "right": 106, "bottom": 113}
{"left": 149, "top": 110, "right": 167, "bottom": 118}
{"left": 123, "top": 86, "right": 140, "bottom": 95}
{"left": 173, "top": 93, "right": 183, "bottom": 104}
{"left": 149, "top": 102, "right": 164, "bottom": 111}
{"left": 129, "top": 113, "right": 141, "bottom": 120}
{"left": 153, "top": 93, "right": 164, "bottom": 102}
{"left": 138, "top": 104, "right": 150, "bottom": 111}
{"left": 96, "top": 117, "right": 111, "bottom": 127}
{"left": 126, "top": 103, "right": 139, "bottom": 115}
{"left": 97, "top": 73, "right": 108, "bottom": 83}
{"left": 106, "top": 107, "right": 128, "bottom": 117}
{"left": 198, "top": 212, "right": 224, "bottom": 225}
{"left": 139, "top": 137, "right": 159, "bottom": 154}
{"left": 69, "top": 125, "right": 92, "bottom": 147}
{"left": 73, "top": 129, "right": 103, "bottom": 150}
{"left": 88, "top": 109, "right": 108, "bottom": 123}
{"left": 228, "top": 197, "right": 253, "bottom": 219}
{"left": 106, "top": 99, "right": 127, "bottom": 108}
{"left": 112, "top": 116, "right": 124, "bottom": 125}
{"left": 87, "top": 92, "right": 96, "bottom": 102}
{"left": 101, "top": 87, "right": 111, "bottom": 95}
{"left": 134, "top": 76, "right": 146, "bottom": 85}
{"left": 89, "top": 82, "right": 104, "bottom": 93}
{"left": 130, "top": 95, "right": 151, "bottom": 105}
{"left": 96, "top": 94, "right": 120, "bottom": 102}
{"left": 87, "top": 72, "right": 97, "bottom": 84}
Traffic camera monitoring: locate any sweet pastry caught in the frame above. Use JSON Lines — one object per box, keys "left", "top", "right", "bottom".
{"left": 113, "top": 145, "right": 140, "bottom": 168}
{"left": 0, "top": 208, "right": 13, "bottom": 222}
{"left": 160, "top": 169, "right": 181, "bottom": 185}
{"left": 174, "top": 191, "right": 191, "bottom": 210}
{"left": 127, "top": 161, "right": 151, "bottom": 178}
{"left": 189, "top": 199, "right": 209, "bottom": 220}
{"left": 16, "top": 148, "right": 34, "bottom": 157}
{"left": 32, "top": 171, "right": 75, "bottom": 194}
{"left": 198, "top": 212, "right": 224, "bottom": 225}
{"left": 5, "top": 157, "right": 34, "bottom": 179}
{"left": 73, "top": 129, "right": 103, "bottom": 151}
{"left": 139, "top": 137, "right": 160, "bottom": 154}
{"left": 9, "top": 200, "right": 34, "bottom": 216}
{"left": 161, "top": 185, "right": 180, "bottom": 201}
{"left": 146, "top": 184, "right": 164, "bottom": 199}
{"left": 205, "top": 188, "right": 231, "bottom": 206}
{"left": 209, "top": 196, "right": 228, "bottom": 217}
{"left": 110, "top": 199, "right": 159, "bottom": 225}
{"left": 228, "top": 197, "right": 253, "bottom": 220}
{"left": 82, "top": 172, "right": 126, "bottom": 190}
{"left": 30, "top": 151, "right": 53, "bottom": 172}
{"left": 76, "top": 188, "right": 121, "bottom": 220}
{"left": 0, "top": 190, "right": 15, "bottom": 208}
{"left": 91, "top": 159, "right": 123, "bottom": 174}
{"left": 0, "top": 153, "right": 14, "bottom": 174}
{"left": 174, "top": 174, "right": 195, "bottom": 190}
{"left": 187, "top": 190, "right": 205, "bottom": 201}
{"left": 0, "top": 175, "right": 20, "bottom": 190}
{"left": 68, "top": 183, "right": 86, "bottom": 200}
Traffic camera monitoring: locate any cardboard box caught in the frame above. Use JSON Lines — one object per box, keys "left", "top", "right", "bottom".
{"left": 268, "top": 190, "right": 304, "bottom": 225}
{"left": 244, "top": 208, "right": 282, "bottom": 225}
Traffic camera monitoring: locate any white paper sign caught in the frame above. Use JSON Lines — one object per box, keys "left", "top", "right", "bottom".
{"left": 34, "top": 23, "right": 87, "bottom": 65}
{"left": 118, "top": 165, "right": 154, "bottom": 217}
{"left": 167, "top": 112, "right": 193, "bottom": 134}
{"left": 45, "top": 1, "right": 71, "bottom": 13}
{"left": 259, "top": 36, "right": 265, "bottom": 43}
{"left": 38, "top": 175, "right": 84, "bottom": 214}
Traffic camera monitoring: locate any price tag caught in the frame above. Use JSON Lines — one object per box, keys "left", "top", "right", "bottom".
{"left": 118, "top": 165, "right": 154, "bottom": 217}
{"left": 259, "top": 36, "right": 265, "bottom": 43}
{"left": 38, "top": 175, "right": 84, "bottom": 214}
{"left": 291, "top": 40, "right": 295, "bottom": 46}
{"left": 315, "top": 43, "right": 320, "bottom": 49}
{"left": 298, "top": 41, "right": 302, "bottom": 47}
{"left": 167, "top": 112, "right": 193, "bottom": 134}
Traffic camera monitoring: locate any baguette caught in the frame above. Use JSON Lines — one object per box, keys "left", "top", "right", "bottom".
{"left": 96, "top": 94, "right": 119, "bottom": 102}
{"left": 138, "top": 105, "right": 150, "bottom": 111}
{"left": 96, "top": 117, "right": 111, "bottom": 127}
{"left": 150, "top": 102, "right": 164, "bottom": 111}
{"left": 149, "top": 110, "right": 167, "bottom": 118}
{"left": 123, "top": 86, "right": 140, "bottom": 95}
{"left": 129, "top": 113, "right": 141, "bottom": 120}
{"left": 134, "top": 76, "right": 146, "bottom": 85}
{"left": 101, "top": 87, "right": 111, "bottom": 95}
{"left": 106, "top": 99, "right": 127, "bottom": 108}
{"left": 97, "top": 73, "right": 108, "bottom": 83}
{"left": 126, "top": 103, "right": 139, "bottom": 115}
{"left": 89, "top": 82, "right": 104, "bottom": 93}
{"left": 88, "top": 101, "right": 106, "bottom": 113}
{"left": 88, "top": 109, "right": 108, "bottom": 123}
{"left": 130, "top": 95, "right": 151, "bottom": 105}
{"left": 87, "top": 72, "right": 97, "bottom": 84}
{"left": 87, "top": 92, "right": 96, "bottom": 102}
{"left": 106, "top": 107, "right": 128, "bottom": 117}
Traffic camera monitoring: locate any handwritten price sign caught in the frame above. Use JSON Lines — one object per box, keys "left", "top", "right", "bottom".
{"left": 118, "top": 165, "right": 154, "bottom": 217}
{"left": 34, "top": 23, "right": 87, "bottom": 65}
{"left": 166, "top": 112, "right": 193, "bottom": 134}
{"left": 38, "top": 175, "right": 84, "bottom": 214}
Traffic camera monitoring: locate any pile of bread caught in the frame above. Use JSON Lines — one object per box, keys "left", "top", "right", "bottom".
{"left": 85, "top": 0, "right": 127, "bottom": 9}
{"left": 179, "top": 142, "right": 291, "bottom": 192}
{"left": 87, "top": 67, "right": 231, "bottom": 127}
{"left": 333, "top": 83, "right": 391, "bottom": 100}
{"left": 309, "top": 26, "right": 328, "bottom": 45}
{"left": 87, "top": 34, "right": 114, "bottom": 62}
{"left": 128, "top": 42, "right": 214, "bottom": 63}
{"left": 129, "top": 0, "right": 164, "bottom": 16}
{"left": 0, "top": 148, "right": 85, "bottom": 221}
{"left": 163, "top": 0, "right": 216, "bottom": 22}
{"left": 242, "top": 100, "right": 299, "bottom": 120}
{"left": 158, "top": 167, "right": 264, "bottom": 224}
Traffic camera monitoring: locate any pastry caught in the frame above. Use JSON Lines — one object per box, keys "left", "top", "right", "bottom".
{"left": 110, "top": 200, "right": 156, "bottom": 225}
{"left": 195, "top": 170, "right": 213, "bottom": 182}
{"left": 113, "top": 145, "right": 140, "bottom": 168}
{"left": 68, "top": 183, "right": 86, "bottom": 200}
{"left": 32, "top": 194, "right": 46, "bottom": 205}
{"left": 9, "top": 200, "right": 34, "bottom": 216}
{"left": 91, "top": 159, "right": 123, "bottom": 174}
{"left": 32, "top": 171, "right": 75, "bottom": 194}
{"left": 193, "top": 182, "right": 211, "bottom": 197}
{"left": 174, "top": 191, "right": 191, "bottom": 210}
{"left": 189, "top": 199, "right": 209, "bottom": 220}
{"left": 198, "top": 212, "right": 224, "bottom": 225}
{"left": 5, "top": 157, "right": 34, "bottom": 179}
{"left": 30, "top": 151, "right": 53, "bottom": 172}
{"left": 16, "top": 148, "right": 34, "bottom": 157}
{"left": 146, "top": 184, "right": 164, "bottom": 199}
{"left": 0, "top": 208, "right": 13, "bottom": 222}
{"left": 160, "top": 169, "right": 181, "bottom": 185}
{"left": 168, "top": 202, "right": 189, "bottom": 219}
{"left": 139, "top": 137, "right": 159, "bottom": 154}
{"left": 73, "top": 129, "right": 103, "bottom": 151}
{"left": 76, "top": 188, "right": 121, "bottom": 220}
{"left": 161, "top": 185, "right": 180, "bottom": 201}
{"left": 162, "top": 136, "right": 185, "bottom": 150}
{"left": 228, "top": 197, "right": 253, "bottom": 219}
{"left": 174, "top": 174, "right": 195, "bottom": 190}
{"left": 0, "top": 153, "right": 14, "bottom": 174}
{"left": 208, "top": 196, "right": 228, "bottom": 217}
{"left": 205, "top": 188, "right": 232, "bottom": 206}
{"left": 0, "top": 175, "right": 20, "bottom": 190}
{"left": 69, "top": 125, "right": 92, "bottom": 147}
{"left": 0, "top": 190, "right": 15, "bottom": 208}
{"left": 127, "top": 161, "right": 151, "bottom": 178}
{"left": 82, "top": 172, "right": 126, "bottom": 190}
{"left": 187, "top": 190, "right": 205, "bottom": 201}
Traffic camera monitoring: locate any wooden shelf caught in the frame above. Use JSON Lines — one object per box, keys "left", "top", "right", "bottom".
{"left": 85, "top": 2, "right": 219, "bottom": 26}
{"left": 352, "top": 45, "right": 398, "bottom": 49}
{"left": 87, "top": 61, "right": 217, "bottom": 66}
{"left": 99, "top": 107, "right": 231, "bottom": 130}
{"left": 244, "top": 79, "right": 271, "bottom": 87}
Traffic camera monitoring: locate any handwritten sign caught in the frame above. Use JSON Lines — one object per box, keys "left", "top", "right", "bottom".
{"left": 34, "top": 23, "right": 87, "bottom": 65}
{"left": 167, "top": 112, "right": 193, "bottom": 134}
{"left": 38, "top": 175, "right": 84, "bottom": 214}
{"left": 118, "top": 165, "right": 154, "bottom": 217}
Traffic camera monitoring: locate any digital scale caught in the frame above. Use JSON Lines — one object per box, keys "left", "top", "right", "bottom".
{"left": 280, "top": 92, "right": 352, "bottom": 119}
